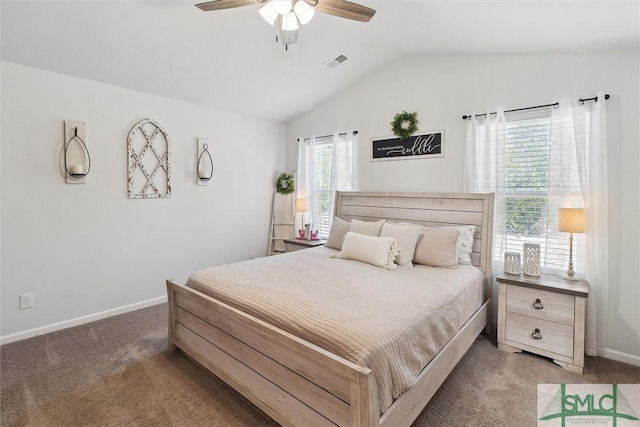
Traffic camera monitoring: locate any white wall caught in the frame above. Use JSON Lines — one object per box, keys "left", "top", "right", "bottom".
{"left": 1, "top": 61, "right": 285, "bottom": 341}
{"left": 285, "top": 50, "right": 640, "bottom": 364}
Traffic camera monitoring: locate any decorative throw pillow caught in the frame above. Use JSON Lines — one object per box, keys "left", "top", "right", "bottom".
{"left": 380, "top": 222, "right": 422, "bottom": 266}
{"left": 325, "top": 217, "right": 351, "bottom": 250}
{"left": 413, "top": 227, "right": 460, "bottom": 268}
{"left": 334, "top": 232, "right": 399, "bottom": 270}
{"left": 453, "top": 225, "right": 476, "bottom": 264}
{"left": 421, "top": 225, "right": 476, "bottom": 265}
{"left": 350, "top": 219, "right": 386, "bottom": 236}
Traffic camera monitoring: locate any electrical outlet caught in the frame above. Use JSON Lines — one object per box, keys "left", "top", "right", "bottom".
{"left": 20, "top": 293, "right": 33, "bottom": 309}
{"left": 249, "top": 251, "right": 255, "bottom": 260}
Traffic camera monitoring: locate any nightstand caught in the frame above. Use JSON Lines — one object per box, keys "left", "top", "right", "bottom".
{"left": 283, "top": 238, "right": 326, "bottom": 252}
{"left": 497, "top": 274, "right": 588, "bottom": 374}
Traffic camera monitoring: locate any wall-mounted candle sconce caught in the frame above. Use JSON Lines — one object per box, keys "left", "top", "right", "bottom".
{"left": 197, "top": 138, "right": 213, "bottom": 186}
{"left": 64, "top": 121, "right": 90, "bottom": 184}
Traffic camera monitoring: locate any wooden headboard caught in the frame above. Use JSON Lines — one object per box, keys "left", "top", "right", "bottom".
{"left": 334, "top": 191, "right": 495, "bottom": 300}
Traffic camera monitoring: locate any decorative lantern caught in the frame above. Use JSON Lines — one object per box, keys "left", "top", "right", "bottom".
{"left": 64, "top": 121, "right": 91, "bottom": 184}
{"left": 504, "top": 252, "right": 521, "bottom": 275}
{"left": 523, "top": 243, "right": 541, "bottom": 277}
{"left": 197, "top": 139, "right": 213, "bottom": 185}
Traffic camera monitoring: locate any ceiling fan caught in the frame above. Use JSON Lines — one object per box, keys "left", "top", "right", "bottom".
{"left": 196, "top": 0, "right": 376, "bottom": 49}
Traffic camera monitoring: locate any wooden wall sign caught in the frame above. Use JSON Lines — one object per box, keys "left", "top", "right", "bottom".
{"left": 371, "top": 130, "right": 445, "bottom": 162}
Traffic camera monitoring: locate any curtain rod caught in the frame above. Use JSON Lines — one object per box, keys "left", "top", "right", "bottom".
{"left": 297, "top": 130, "right": 359, "bottom": 142}
{"left": 461, "top": 94, "right": 610, "bottom": 120}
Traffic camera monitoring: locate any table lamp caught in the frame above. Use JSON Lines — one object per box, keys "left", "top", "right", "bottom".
{"left": 296, "top": 198, "right": 309, "bottom": 234}
{"left": 558, "top": 208, "right": 586, "bottom": 281}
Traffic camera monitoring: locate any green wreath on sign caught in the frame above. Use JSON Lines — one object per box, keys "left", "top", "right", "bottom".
{"left": 275, "top": 172, "right": 295, "bottom": 195}
{"left": 391, "top": 111, "right": 419, "bottom": 140}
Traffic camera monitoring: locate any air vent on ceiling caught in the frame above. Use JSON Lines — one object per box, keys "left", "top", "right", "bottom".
{"left": 323, "top": 54, "right": 349, "bottom": 70}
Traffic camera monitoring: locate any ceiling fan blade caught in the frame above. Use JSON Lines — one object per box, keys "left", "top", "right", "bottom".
{"left": 195, "top": 0, "right": 259, "bottom": 12}
{"left": 314, "top": 0, "right": 376, "bottom": 22}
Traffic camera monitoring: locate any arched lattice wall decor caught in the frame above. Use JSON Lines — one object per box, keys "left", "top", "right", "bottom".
{"left": 128, "top": 118, "right": 171, "bottom": 199}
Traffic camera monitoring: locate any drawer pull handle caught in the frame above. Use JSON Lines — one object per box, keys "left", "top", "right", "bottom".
{"left": 532, "top": 299, "right": 544, "bottom": 310}
{"left": 530, "top": 328, "right": 542, "bottom": 340}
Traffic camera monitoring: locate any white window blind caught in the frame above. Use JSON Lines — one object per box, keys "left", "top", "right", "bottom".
{"left": 499, "top": 111, "right": 579, "bottom": 272}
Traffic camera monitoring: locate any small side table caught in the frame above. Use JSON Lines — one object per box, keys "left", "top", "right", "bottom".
{"left": 283, "top": 238, "right": 326, "bottom": 253}
{"left": 497, "top": 273, "right": 589, "bottom": 374}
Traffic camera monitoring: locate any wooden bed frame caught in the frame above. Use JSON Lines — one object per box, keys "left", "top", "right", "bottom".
{"left": 167, "top": 191, "right": 494, "bottom": 427}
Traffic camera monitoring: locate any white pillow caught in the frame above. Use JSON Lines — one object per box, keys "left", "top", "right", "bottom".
{"left": 413, "top": 227, "right": 460, "bottom": 268}
{"left": 325, "top": 217, "right": 351, "bottom": 250}
{"left": 422, "top": 225, "right": 476, "bottom": 265}
{"left": 380, "top": 222, "right": 422, "bottom": 266}
{"left": 350, "top": 219, "right": 386, "bottom": 236}
{"left": 454, "top": 225, "right": 476, "bottom": 264}
{"left": 334, "top": 232, "right": 399, "bottom": 270}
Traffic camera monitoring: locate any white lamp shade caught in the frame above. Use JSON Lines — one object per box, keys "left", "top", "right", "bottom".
{"left": 294, "top": 0, "right": 315, "bottom": 25}
{"left": 259, "top": 2, "right": 279, "bottom": 25}
{"left": 296, "top": 198, "right": 308, "bottom": 212}
{"left": 558, "top": 208, "right": 586, "bottom": 233}
{"left": 281, "top": 11, "right": 299, "bottom": 31}
{"left": 272, "top": 0, "right": 293, "bottom": 14}
{"left": 278, "top": 26, "right": 298, "bottom": 45}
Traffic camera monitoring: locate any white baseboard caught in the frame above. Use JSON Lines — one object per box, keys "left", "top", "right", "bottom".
{"left": 600, "top": 348, "right": 640, "bottom": 367}
{"left": 0, "top": 295, "right": 167, "bottom": 345}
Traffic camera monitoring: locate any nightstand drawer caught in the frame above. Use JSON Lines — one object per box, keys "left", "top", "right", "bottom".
{"left": 283, "top": 239, "right": 327, "bottom": 253}
{"left": 506, "top": 285, "right": 575, "bottom": 326}
{"left": 284, "top": 242, "right": 306, "bottom": 252}
{"left": 505, "top": 312, "right": 574, "bottom": 358}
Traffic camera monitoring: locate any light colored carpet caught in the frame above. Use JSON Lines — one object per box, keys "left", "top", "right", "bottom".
{"left": 1, "top": 303, "right": 639, "bottom": 426}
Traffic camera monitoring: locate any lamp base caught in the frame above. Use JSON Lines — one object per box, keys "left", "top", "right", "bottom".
{"left": 562, "top": 275, "right": 579, "bottom": 282}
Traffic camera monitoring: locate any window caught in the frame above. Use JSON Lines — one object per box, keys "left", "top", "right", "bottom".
{"left": 465, "top": 95, "right": 608, "bottom": 355}
{"left": 467, "top": 107, "right": 583, "bottom": 275}
{"left": 297, "top": 133, "right": 354, "bottom": 237}
{"left": 313, "top": 136, "right": 352, "bottom": 235}
{"left": 498, "top": 112, "right": 580, "bottom": 272}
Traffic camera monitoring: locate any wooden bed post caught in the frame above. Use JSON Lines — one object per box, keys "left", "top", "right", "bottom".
{"left": 351, "top": 368, "right": 378, "bottom": 427}
{"left": 166, "top": 280, "right": 177, "bottom": 350}
{"left": 482, "top": 194, "right": 495, "bottom": 334}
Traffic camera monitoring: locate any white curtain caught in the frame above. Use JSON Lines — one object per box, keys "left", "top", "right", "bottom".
{"left": 463, "top": 108, "right": 507, "bottom": 267}
{"left": 296, "top": 135, "right": 319, "bottom": 231}
{"left": 547, "top": 101, "right": 584, "bottom": 276}
{"left": 327, "top": 132, "right": 354, "bottom": 221}
{"left": 547, "top": 96, "right": 609, "bottom": 355}
{"left": 573, "top": 91, "right": 609, "bottom": 356}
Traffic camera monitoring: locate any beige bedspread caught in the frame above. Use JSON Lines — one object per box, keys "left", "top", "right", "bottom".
{"left": 186, "top": 246, "right": 485, "bottom": 413}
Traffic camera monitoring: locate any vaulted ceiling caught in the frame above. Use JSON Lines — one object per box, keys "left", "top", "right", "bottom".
{"left": 2, "top": 1, "right": 638, "bottom": 122}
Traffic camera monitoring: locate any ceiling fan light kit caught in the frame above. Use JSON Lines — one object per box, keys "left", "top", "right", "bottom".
{"left": 293, "top": 0, "right": 315, "bottom": 24}
{"left": 259, "top": 2, "right": 279, "bottom": 25}
{"left": 278, "top": 24, "right": 299, "bottom": 46}
{"left": 196, "top": 0, "right": 376, "bottom": 49}
{"left": 281, "top": 10, "right": 300, "bottom": 31}
{"left": 272, "top": 0, "right": 293, "bottom": 15}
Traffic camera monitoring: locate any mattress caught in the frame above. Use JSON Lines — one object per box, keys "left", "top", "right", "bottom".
{"left": 186, "top": 246, "right": 485, "bottom": 413}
